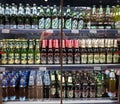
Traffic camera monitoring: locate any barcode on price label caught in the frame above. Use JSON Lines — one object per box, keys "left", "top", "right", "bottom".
{"left": 94, "top": 67, "right": 101, "bottom": 70}
{"left": 0, "top": 67, "right": 5, "bottom": 72}
{"left": 2, "top": 29, "right": 10, "bottom": 33}
{"left": 71, "top": 29, "right": 79, "bottom": 34}
{"left": 90, "top": 29, "right": 97, "bottom": 34}
{"left": 39, "top": 67, "right": 47, "bottom": 71}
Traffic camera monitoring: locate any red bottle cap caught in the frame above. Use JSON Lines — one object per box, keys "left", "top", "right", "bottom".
{"left": 42, "top": 40, "right": 47, "bottom": 48}
{"left": 48, "top": 39, "right": 53, "bottom": 48}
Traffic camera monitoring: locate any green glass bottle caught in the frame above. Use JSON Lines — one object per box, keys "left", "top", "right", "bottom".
{"left": 45, "top": 5, "right": 51, "bottom": 29}
{"left": 78, "top": 9, "right": 84, "bottom": 29}
{"left": 52, "top": 5, "right": 58, "bottom": 29}
{"left": 38, "top": 5, "right": 45, "bottom": 29}
{"left": 72, "top": 7, "right": 78, "bottom": 29}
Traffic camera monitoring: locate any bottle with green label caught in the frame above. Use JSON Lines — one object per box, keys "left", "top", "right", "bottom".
{"left": 25, "top": 4, "right": 31, "bottom": 29}
{"left": 27, "top": 39, "right": 34, "bottom": 64}
{"left": 38, "top": 5, "right": 45, "bottom": 29}
{"left": 72, "top": 7, "right": 78, "bottom": 29}
{"left": 65, "top": 5, "right": 72, "bottom": 29}
{"left": 31, "top": 4, "right": 38, "bottom": 29}
{"left": 58, "top": 9, "right": 64, "bottom": 29}
{"left": 52, "top": 5, "right": 58, "bottom": 29}
{"left": 45, "top": 5, "right": 51, "bottom": 29}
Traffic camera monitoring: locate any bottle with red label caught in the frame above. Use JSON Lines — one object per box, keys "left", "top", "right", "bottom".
{"left": 41, "top": 40, "right": 47, "bottom": 64}
{"left": 47, "top": 39, "right": 53, "bottom": 64}
{"left": 53, "top": 39, "right": 60, "bottom": 64}
{"left": 67, "top": 40, "right": 74, "bottom": 64}
{"left": 73, "top": 40, "right": 80, "bottom": 64}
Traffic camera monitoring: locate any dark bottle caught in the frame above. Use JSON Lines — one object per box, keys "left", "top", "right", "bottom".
{"left": 99, "top": 39, "right": 106, "bottom": 64}
{"left": 73, "top": 39, "right": 80, "bottom": 64}
{"left": 43, "top": 70, "right": 50, "bottom": 98}
{"left": 67, "top": 40, "right": 73, "bottom": 64}
{"left": 53, "top": 39, "right": 60, "bottom": 64}
{"left": 0, "top": 3, "right": 4, "bottom": 29}
{"left": 52, "top": 5, "right": 58, "bottom": 29}
{"left": 47, "top": 39, "right": 53, "bottom": 64}
{"left": 67, "top": 72, "right": 74, "bottom": 98}
{"left": 72, "top": 7, "right": 78, "bottom": 29}
{"left": 78, "top": 9, "right": 84, "bottom": 29}
{"left": 87, "top": 39, "right": 93, "bottom": 64}
{"left": 4, "top": 4, "right": 10, "bottom": 29}
{"left": 27, "top": 39, "right": 34, "bottom": 64}
{"left": 10, "top": 3, "right": 17, "bottom": 29}
{"left": 38, "top": 5, "right": 45, "bottom": 29}
{"left": 50, "top": 71, "right": 56, "bottom": 98}
{"left": 17, "top": 3, "right": 25, "bottom": 29}
{"left": 45, "top": 5, "right": 51, "bottom": 29}
{"left": 24, "top": 4, "right": 31, "bottom": 29}
{"left": 81, "top": 39, "right": 87, "bottom": 64}
{"left": 41, "top": 40, "right": 47, "bottom": 64}
{"left": 31, "top": 4, "right": 38, "bottom": 29}
{"left": 34, "top": 39, "right": 40, "bottom": 64}
{"left": 65, "top": 5, "right": 72, "bottom": 29}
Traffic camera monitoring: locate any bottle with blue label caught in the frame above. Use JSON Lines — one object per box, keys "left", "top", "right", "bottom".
{"left": 38, "top": 5, "right": 45, "bottom": 29}
{"left": 52, "top": 5, "right": 58, "bottom": 29}
{"left": 43, "top": 70, "right": 50, "bottom": 98}
{"left": 65, "top": 5, "right": 72, "bottom": 29}
{"left": 45, "top": 5, "right": 51, "bottom": 29}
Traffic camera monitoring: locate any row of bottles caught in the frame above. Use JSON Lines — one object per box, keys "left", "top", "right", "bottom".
{"left": 2, "top": 69, "right": 118, "bottom": 101}
{"left": 0, "top": 3, "right": 120, "bottom": 29}
{"left": 1, "top": 38, "right": 120, "bottom": 64}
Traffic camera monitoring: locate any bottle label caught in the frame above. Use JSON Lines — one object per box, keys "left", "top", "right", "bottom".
{"left": 14, "top": 53, "right": 20, "bottom": 64}
{"left": 113, "top": 54, "right": 119, "bottom": 63}
{"left": 51, "top": 75, "right": 55, "bottom": 81}
{"left": 21, "top": 53, "right": 27, "bottom": 64}
{"left": 94, "top": 54, "right": 99, "bottom": 63}
{"left": 28, "top": 53, "right": 34, "bottom": 64}
{"left": 88, "top": 54, "right": 93, "bottom": 64}
{"left": 1, "top": 53, "right": 7, "bottom": 64}
{"left": 51, "top": 87, "right": 56, "bottom": 95}
{"left": 99, "top": 54, "right": 105, "bottom": 63}
{"left": 54, "top": 54, "right": 60, "bottom": 64}
{"left": 45, "top": 18, "right": 51, "bottom": 29}
{"left": 35, "top": 53, "right": 40, "bottom": 64}
{"left": 97, "top": 85, "right": 102, "bottom": 97}
{"left": 59, "top": 19, "right": 64, "bottom": 29}
{"left": 107, "top": 53, "right": 112, "bottom": 63}
{"left": 81, "top": 54, "right": 87, "bottom": 64}
{"left": 4, "top": 25, "right": 10, "bottom": 29}
{"left": 32, "top": 25, "right": 38, "bottom": 29}
{"left": 0, "top": 24, "right": 4, "bottom": 29}
{"left": 78, "top": 20, "right": 84, "bottom": 29}
{"left": 115, "top": 21, "right": 120, "bottom": 29}
{"left": 10, "top": 25, "right": 17, "bottom": 29}
{"left": 39, "top": 18, "right": 44, "bottom": 29}
{"left": 74, "top": 54, "right": 80, "bottom": 64}
{"left": 72, "top": 19, "right": 78, "bottom": 29}
{"left": 8, "top": 53, "right": 14, "bottom": 64}
{"left": 65, "top": 18, "right": 72, "bottom": 29}
{"left": 52, "top": 18, "right": 58, "bottom": 29}
{"left": 25, "top": 24, "right": 31, "bottom": 29}
{"left": 67, "top": 90, "right": 73, "bottom": 98}
{"left": 18, "top": 25, "right": 24, "bottom": 29}
{"left": 41, "top": 54, "right": 47, "bottom": 64}
{"left": 82, "top": 85, "right": 89, "bottom": 98}
{"left": 67, "top": 55, "right": 73, "bottom": 64}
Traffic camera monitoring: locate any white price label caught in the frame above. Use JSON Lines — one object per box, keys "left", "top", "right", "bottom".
{"left": 2, "top": 29, "right": 10, "bottom": 33}
{"left": 0, "top": 67, "right": 5, "bottom": 72}
{"left": 39, "top": 67, "right": 47, "bottom": 71}
{"left": 94, "top": 67, "right": 101, "bottom": 70}
{"left": 118, "top": 30, "right": 120, "bottom": 34}
{"left": 45, "top": 29, "right": 53, "bottom": 33}
{"left": 90, "top": 29, "right": 97, "bottom": 34}
{"left": 71, "top": 29, "right": 79, "bottom": 34}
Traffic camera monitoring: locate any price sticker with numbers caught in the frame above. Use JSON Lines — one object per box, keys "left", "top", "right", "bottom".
{"left": 90, "top": 29, "right": 97, "bottom": 34}
{"left": 39, "top": 67, "right": 47, "bottom": 71}
{"left": 71, "top": 29, "right": 79, "bottom": 34}
{"left": 94, "top": 67, "right": 101, "bottom": 71}
{"left": 2, "top": 29, "right": 10, "bottom": 33}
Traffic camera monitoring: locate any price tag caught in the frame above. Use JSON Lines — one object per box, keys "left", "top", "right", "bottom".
{"left": 90, "top": 29, "right": 97, "bottom": 34}
{"left": 94, "top": 67, "right": 101, "bottom": 70}
{"left": 71, "top": 29, "right": 79, "bottom": 34}
{"left": 0, "top": 67, "right": 5, "bottom": 72}
{"left": 2, "top": 29, "right": 10, "bottom": 33}
{"left": 45, "top": 29, "right": 53, "bottom": 34}
{"left": 39, "top": 67, "right": 47, "bottom": 71}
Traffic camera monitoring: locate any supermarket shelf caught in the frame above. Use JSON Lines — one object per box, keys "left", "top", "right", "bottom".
{"left": 0, "top": 64, "right": 120, "bottom": 70}
{"left": 2, "top": 98, "right": 117, "bottom": 104}
{"left": 0, "top": 29, "right": 120, "bottom": 39}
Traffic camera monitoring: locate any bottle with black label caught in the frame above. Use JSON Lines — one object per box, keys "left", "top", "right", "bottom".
{"left": 41, "top": 40, "right": 47, "bottom": 64}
